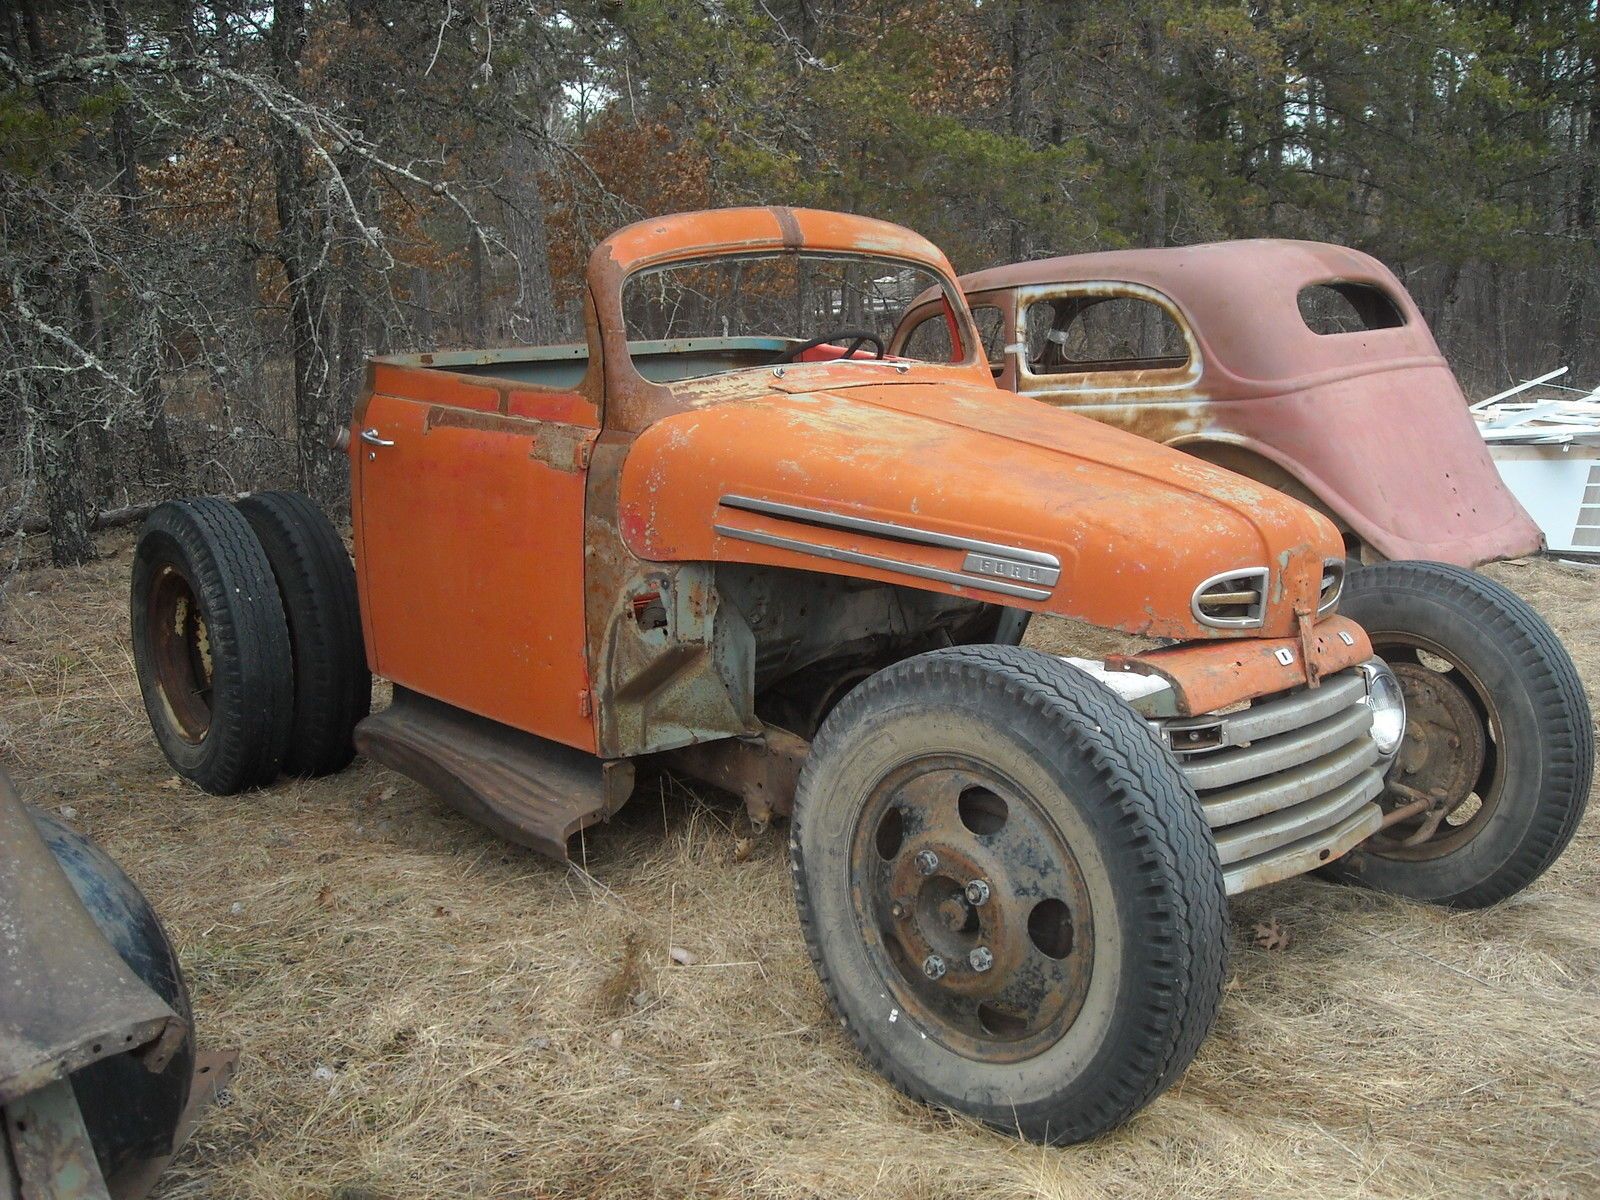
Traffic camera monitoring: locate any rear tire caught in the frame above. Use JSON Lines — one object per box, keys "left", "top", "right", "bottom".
{"left": 1327, "top": 561, "right": 1591, "bottom": 907}
{"left": 238, "top": 491, "right": 370, "bottom": 777}
{"left": 791, "top": 644, "right": 1228, "bottom": 1144}
{"left": 130, "top": 499, "right": 293, "bottom": 793}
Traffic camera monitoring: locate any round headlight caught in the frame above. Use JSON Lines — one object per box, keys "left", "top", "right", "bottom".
{"left": 1359, "top": 660, "right": 1406, "bottom": 757}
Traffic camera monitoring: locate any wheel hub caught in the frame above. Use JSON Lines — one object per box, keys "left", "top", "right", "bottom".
{"left": 146, "top": 563, "right": 215, "bottom": 744}
{"left": 1391, "top": 661, "right": 1484, "bottom": 805}
{"left": 1367, "top": 636, "right": 1503, "bottom": 859}
{"left": 851, "top": 760, "right": 1095, "bottom": 1063}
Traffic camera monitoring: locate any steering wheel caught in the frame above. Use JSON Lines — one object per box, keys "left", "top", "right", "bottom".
{"left": 776, "top": 328, "right": 886, "bottom": 364}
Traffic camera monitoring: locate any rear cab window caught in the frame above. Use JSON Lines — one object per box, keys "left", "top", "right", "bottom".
{"left": 620, "top": 252, "right": 976, "bottom": 384}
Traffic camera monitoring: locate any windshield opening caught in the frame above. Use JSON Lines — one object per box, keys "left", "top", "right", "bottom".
{"left": 621, "top": 251, "right": 970, "bottom": 383}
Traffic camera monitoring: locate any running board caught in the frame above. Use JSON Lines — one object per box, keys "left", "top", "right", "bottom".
{"left": 353, "top": 687, "right": 634, "bottom": 861}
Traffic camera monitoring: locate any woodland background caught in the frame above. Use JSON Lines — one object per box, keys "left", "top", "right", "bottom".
{"left": 3, "top": 0, "right": 1597, "bottom": 568}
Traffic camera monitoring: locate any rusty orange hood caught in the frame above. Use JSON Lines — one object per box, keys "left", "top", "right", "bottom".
{"left": 617, "top": 376, "right": 1343, "bottom": 640}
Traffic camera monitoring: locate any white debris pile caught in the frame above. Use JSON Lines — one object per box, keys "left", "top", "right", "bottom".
{"left": 1472, "top": 367, "right": 1600, "bottom": 447}
{"left": 1475, "top": 367, "right": 1600, "bottom": 558}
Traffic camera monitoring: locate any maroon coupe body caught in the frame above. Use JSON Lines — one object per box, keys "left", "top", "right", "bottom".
{"left": 892, "top": 239, "right": 1541, "bottom": 566}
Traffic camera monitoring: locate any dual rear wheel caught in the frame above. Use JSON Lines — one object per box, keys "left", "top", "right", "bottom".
{"left": 130, "top": 492, "right": 369, "bottom": 793}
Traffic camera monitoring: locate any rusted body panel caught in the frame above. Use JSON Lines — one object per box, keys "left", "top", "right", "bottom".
{"left": 897, "top": 240, "right": 1541, "bottom": 567}
{"left": 1110, "top": 615, "right": 1371, "bottom": 717}
{"left": 353, "top": 687, "right": 633, "bottom": 859}
{"left": 1, "top": 768, "right": 232, "bottom": 1200}
{"left": 0, "top": 776, "right": 180, "bottom": 1108}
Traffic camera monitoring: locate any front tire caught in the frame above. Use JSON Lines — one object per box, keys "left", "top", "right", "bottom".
{"left": 1329, "top": 561, "right": 1592, "bottom": 907}
{"left": 791, "top": 645, "right": 1229, "bottom": 1144}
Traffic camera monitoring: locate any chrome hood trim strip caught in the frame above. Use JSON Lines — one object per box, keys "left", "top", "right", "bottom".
{"left": 714, "top": 494, "right": 1059, "bottom": 600}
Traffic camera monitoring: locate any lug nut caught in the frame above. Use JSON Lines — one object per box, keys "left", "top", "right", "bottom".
{"left": 914, "top": 849, "right": 940, "bottom": 876}
{"left": 964, "top": 879, "right": 991, "bottom": 906}
{"left": 922, "top": 954, "right": 946, "bottom": 980}
{"left": 969, "top": 946, "right": 994, "bottom": 973}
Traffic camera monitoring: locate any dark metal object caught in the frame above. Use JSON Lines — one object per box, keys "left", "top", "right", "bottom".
{"left": 140, "top": 564, "right": 213, "bottom": 744}
{"left": 658, "top": 726, "right": 808, "bottom": 824}
{"left": 353, "top": 686, "right": 636, "bottom": 861}
{"left": 0, "top": 781, "right": 179, "bottom": 1111}
{"left": 0, "top": 768, "right": 234, "bottom": 1199}
{"left": 26, "top": 811, "right": 193, "bottom": 1187}
{"left": 850, "top": 758, "right": 1096, "bottom": 1064}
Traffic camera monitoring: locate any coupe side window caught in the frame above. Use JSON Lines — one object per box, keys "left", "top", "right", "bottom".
{"left": 1025, "top": 295, "right": 1188, "bottom": 376}
{"left": 1297, "top": 282, "right": 1406, "bottom": 335}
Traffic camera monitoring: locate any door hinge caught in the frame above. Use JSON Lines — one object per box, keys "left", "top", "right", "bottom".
{"left": 578, "top": 689, "right": 593, "bottom": 718}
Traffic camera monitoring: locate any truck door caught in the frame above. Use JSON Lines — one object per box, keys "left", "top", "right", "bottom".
{"left": 353, "top": 373, "right": 599, "bottom": 752}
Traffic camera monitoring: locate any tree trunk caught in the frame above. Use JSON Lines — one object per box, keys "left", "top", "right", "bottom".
{"left": 38, "top": 402, "right": 97, "bottom": 566}
{"left": 105, "top": 0, "right": 180, "bottom": 481}
{"left": 1557, "top": 49, "right": 1597, "bottom": 367}
{"left": 468, "top": 229, "right": 490, "bottom": 344}
{"left": 20, "top": 0, "right": 97, "bottom": 564}
{"left": 270, "top": 0, "right": 342, "bottom": 509}
{"left": 505, "top": 131, "right": 562, "bottom": 344}
{"left": 1006, "top": 2, "right": 1030, "bottom": 262}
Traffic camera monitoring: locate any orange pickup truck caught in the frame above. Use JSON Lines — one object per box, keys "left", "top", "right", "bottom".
{"left": 130, "top": 208, "right": 1590, "bottom": 1144}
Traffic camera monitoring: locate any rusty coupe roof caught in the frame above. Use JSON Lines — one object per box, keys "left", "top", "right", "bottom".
{"left": 958, "top": 239, "right": 1447, "bottom": 381}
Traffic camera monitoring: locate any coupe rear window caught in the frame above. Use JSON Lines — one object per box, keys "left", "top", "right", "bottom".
{"left": 1297, "top": 282, "right": 1406, "bottom": 335}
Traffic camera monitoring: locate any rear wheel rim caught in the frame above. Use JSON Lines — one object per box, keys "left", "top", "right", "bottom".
{"left": 1369, "top": 632, "right": 1504, "bottom": 859}
{"left": 849, "top": 754, "right": 1095, "bottom": 1063}
{"left": 145, "top": 563, "right": 215, "bottom": 744}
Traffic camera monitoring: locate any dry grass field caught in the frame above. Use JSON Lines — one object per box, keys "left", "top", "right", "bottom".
{"left": 1, "top": 538, "right": 1596, "bottom": 1200}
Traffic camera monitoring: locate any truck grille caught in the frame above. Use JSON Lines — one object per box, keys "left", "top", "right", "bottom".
{"left": 1161, "top": 668, "right": 1385, "bottom": 894}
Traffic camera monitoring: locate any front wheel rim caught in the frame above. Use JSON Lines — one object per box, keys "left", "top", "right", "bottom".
{"left": 848, "top": 754, "right": 1096, "bottom": 1064}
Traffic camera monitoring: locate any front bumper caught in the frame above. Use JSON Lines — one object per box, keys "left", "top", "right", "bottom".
{"left": 1160, "top": 667, "right": 1389, "bottom": 894}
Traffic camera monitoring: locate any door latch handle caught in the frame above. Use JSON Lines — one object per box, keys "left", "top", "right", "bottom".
{"left": 360, "top": 428, "right": 395, "bottom": 447}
